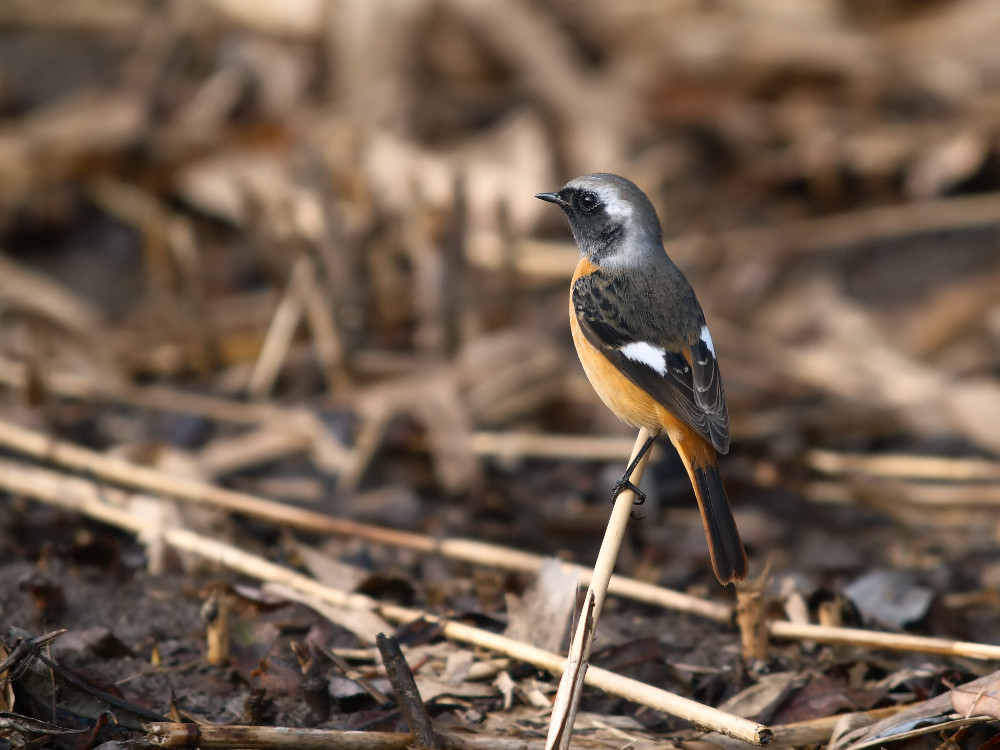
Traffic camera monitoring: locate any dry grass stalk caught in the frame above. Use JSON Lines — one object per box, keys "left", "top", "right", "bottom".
{"left": 0, "top": 418, "right": 436, "bottom": 549}
{"left": 265, "top": 583, "right": 393, "bottom": 644}
{"left": 0, "top": 256, "right": 122, "bottom": 388}
{"left": 898, "top": 267, "right": 1000, "bottom": 358}
{"left": 298, "top": 252, "right": 352, "bottom": 394}
{"left": 807, "top": 450, "right": 1000, "bottom": 483}
{"left": 546, "top": 429, "right": 653, "bottom": 750}
{"left": 767, "top": 621, "right": 1000, "bottom": 661}
{"left": 147, "top": 721, "right": 570, "bottom": 750}
{"left": 736, "top": 576, "right": 770, "bottom": 663}
{"left": 471, "top": 432, "right": 635, "bottom": 462}
{"left": 203, "top": 584, "right": 231, "bottom": 667}
{"left": 0, "top": 418, "right": 728, "bottom": 621}
{"left": 247, "top": 255, "right": 313, "bottom": 399}
{"left": 197, "top": 427, "right": 314, "bottom": 479}
{"left": 147, "top": 722, "right": 413, "bottom": 750}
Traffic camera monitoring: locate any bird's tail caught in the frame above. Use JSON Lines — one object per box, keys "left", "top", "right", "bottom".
{"left": 679, "top": 445, "right": 748, "bottom": 585}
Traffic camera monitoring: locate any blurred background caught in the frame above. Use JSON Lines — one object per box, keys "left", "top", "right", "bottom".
{"left": 2, "top": 0, "right": 1000, "bottom": 592}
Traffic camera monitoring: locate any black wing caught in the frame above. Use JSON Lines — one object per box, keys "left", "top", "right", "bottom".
{"left": 573, "top": 269, "right": 729, "bottom": 453}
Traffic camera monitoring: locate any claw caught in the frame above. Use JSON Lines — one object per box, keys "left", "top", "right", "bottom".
{"left": 613, "top": 479, "right": 646, "bottom": 506}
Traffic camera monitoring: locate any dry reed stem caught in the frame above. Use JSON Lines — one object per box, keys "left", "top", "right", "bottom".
{"left": 546, "top": 429, "right": 652, "bottom": 750}
{"left": 247, "top": 255, "right": 311, "bottom": 399}
{"left": 147, "top": 721, "right": 571, "bottom": 750}
{"left": 302, "top": 281, "right": 351, "bottom": 395}
{"left": 807, "top": 450, "right": 1000, "bottom": 483}
{"left": 766, "top": 621, "right": 1000, "bottom": 660}
{"left": 197, "top": 427, "right": 314, "bottom": 478}
{"left": 471, "top": 432, "right": 634, "bottom": 461}
{"left": 147, "top": 722, "right": 414, "bottom": 749}
{"left": 0, "top": 418, "right": 729, "bottom": 622}
{"left": 736, "top": 575, "right": 770, "bottom": 663}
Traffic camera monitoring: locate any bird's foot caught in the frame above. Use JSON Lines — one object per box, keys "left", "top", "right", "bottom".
{"left": 612, "top": 479, "right": 646, "bottom": 506}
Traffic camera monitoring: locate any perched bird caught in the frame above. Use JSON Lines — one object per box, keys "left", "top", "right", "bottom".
{"left": 536, "top": 173, "right": 747, "bottom": 584}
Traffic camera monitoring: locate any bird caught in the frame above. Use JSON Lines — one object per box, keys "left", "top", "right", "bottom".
{"left": 536, "top": 173, "right": 747, "bottom": 584}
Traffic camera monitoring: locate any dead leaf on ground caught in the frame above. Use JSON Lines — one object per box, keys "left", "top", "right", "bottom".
{"left": 504, "top": 558, "right": 577, "bottom": 652}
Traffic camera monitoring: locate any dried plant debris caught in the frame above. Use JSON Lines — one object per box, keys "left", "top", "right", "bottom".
{"left": 1, "top": 1, "right": 1000, "bottom": 749}
{"left": 833, "top": 668, "right": 1000, "bottom": 750}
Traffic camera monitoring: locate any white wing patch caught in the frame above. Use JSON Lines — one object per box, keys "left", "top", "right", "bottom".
{"left": 620, "top": 341, "right": 666, "bottom": 375}
{"left": 700, "top": 325, "right": 716, "bottom": 357}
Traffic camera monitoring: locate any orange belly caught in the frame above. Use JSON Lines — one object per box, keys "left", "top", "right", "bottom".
{"left": 570, "top": 307, "right": 662, "bottom": 433}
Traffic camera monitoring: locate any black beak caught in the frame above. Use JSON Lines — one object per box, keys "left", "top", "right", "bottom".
{"left": 535, "top": 192, "right": 567, "bottom": 207}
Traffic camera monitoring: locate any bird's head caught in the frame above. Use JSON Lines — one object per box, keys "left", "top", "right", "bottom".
{"left": 536, "top": 173, "right": 662, "bottom": 265}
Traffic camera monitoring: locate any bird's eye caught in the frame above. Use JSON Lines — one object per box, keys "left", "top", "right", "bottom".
{"left": 579, "top": 192, "right": 600, "bottom": 212}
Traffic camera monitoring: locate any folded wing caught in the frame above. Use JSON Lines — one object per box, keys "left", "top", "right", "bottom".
{"left": 573, "top": 270, "right": 729, "bottom": 453}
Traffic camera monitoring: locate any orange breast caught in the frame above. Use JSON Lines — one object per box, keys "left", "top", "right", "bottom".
{"left": 569, "top": 264, "right": 662, "bottom": 433}
{"left": 570, "top": 321, "right": 655, "bottom": 432}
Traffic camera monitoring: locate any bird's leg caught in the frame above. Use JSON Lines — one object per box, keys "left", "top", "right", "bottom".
{"left": 612, "top": 433, "right": 657, "bottom": 506}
